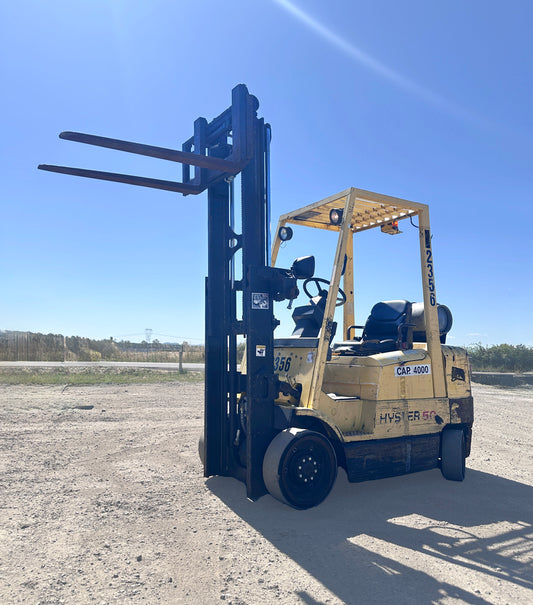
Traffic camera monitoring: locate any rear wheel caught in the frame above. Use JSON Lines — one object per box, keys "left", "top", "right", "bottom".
{"left": 263, "top": 428, "right": 337, "bottom": 509}
{"left": 198, "top": 434, "right": 205, "bottom": 466}
{"left": 441, "top": 429, "right": 466, "bottom": 481}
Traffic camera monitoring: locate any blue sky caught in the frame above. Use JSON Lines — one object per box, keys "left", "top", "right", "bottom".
{"left": 1, "top": 0, "right": 532, "bottom": 346}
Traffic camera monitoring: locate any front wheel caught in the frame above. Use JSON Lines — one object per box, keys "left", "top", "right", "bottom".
{"left": 263, "top": 428, "right": 337, "bottom": 509}
{"left": 198, "top": 434, "right": 205, "bottom": 466}
{"left": 441, "top": 429, "right": 466, "bottom": 481}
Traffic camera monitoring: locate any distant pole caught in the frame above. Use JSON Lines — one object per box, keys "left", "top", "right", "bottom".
{"left": 179, "top": 344, "right": 184, "bottom": 374}
{"left": 145, "top": 328, "right": 152, "bottom": 360}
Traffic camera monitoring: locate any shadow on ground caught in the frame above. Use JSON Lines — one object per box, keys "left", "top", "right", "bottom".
{"left": 208, "top": 468, "right": 532, "bottom": 604}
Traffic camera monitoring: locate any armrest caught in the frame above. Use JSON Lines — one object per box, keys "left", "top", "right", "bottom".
{"left": 397, "top": 322, "right": 415, "bottom": 349}
{"left": 346, "top": 325, "right": 365, "bottom": 340}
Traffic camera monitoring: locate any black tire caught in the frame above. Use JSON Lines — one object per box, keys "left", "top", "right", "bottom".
{"left": 441, "top": 429, "right": 466, "bottom": 481}
{"left": 263, "top": 428, "right": 337, "bottom": 509}
{"left": 198, "top": 434, "right": 205, "bottom": 466}
{"left": 238, "top": 395, "right": 247, "bottom": 434}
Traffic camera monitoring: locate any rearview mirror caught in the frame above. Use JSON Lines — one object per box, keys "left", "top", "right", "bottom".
{"left": 291, "top": 255, "right": 315, "bottom": 279}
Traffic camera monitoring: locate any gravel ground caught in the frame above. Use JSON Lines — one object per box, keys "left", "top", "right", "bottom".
{"left": 0, "top": 382, "right": 531, "bottom": 604}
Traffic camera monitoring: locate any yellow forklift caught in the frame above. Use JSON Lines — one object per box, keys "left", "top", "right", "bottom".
{"left": 39, "top": 86, "right": 473, "bottom": 511}
{"left": 256, "top": 187, "right": 473, "bottom": 508}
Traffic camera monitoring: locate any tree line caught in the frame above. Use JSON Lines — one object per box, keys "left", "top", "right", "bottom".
{"left": 466, "top": 343, "right": 533, "bottom": 373}
{"left": 0, "top": 331, "right": 204, "bottom": 363}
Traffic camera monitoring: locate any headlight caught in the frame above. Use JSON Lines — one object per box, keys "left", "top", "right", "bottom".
{"left": 329, "top": 208, "right": 343, "bottom": 225}
{"left": 278, "top": 226, "right": 293, "bottom": 241}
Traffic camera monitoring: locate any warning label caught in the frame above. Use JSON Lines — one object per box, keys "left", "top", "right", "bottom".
{"left": 252, "top": 293, "right": 269, "bottom": 310}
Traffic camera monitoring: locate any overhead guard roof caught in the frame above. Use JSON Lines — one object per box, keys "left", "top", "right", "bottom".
{"left": 278, "top": 187, "right": 427, "bottom": 233}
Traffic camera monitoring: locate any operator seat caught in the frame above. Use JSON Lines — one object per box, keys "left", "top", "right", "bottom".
{"left": 333, "top": 300, "right": 453, "bottom": 356}
{"left": 333, "top": 300, "right": 413, "bottom": 356}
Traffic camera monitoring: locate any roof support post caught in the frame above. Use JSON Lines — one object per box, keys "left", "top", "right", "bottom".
{"left": 418, "top": 207, "right": 447, "bottom": 397}
{"left": 309, "top": 188, "right": 358, "bottom": 409}
{"left": 343, "top": 230, "right": 355, "bottom": 339}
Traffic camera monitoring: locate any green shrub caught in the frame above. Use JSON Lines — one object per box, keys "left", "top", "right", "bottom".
{"left": 467, "top": 343, "right": 533, "bottom": 372}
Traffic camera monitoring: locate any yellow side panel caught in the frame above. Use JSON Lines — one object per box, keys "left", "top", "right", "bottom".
{"left": 275, "top": 344, "right": 467, "bottom": 442}
{"left": 313, "top": 392, "right": 367, "bottom": 433}
{"left": 296, "top": 395, "right": 451, "bottom": 442}
{"left": 323, "top": 349, "right": 434, "bottom": 401}
{"left": 373, "top": 397, "right": 450, "bottom": 439}
{"left": 378, "top": 363, "right": 434, "bottom": 400}
{"left": 274, "top": 345, "right": 317, "bottom": 406}
{"left": 442, "top": 345, "right": 472, "bottom": 399}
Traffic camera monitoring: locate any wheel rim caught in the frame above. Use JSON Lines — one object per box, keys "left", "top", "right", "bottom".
{"left": 278, "top": 433, "right": 337, "bottom": 509}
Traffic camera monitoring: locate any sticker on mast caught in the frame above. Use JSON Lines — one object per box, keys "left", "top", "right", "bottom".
{"left": 252, "top": 293, "right": 269, "bottom": 309}
{"left": 395, "top": 364, "right": 431, "bottom": 377}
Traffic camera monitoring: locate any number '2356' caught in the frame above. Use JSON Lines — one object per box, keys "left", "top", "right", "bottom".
{"left": 426, "top": 249, "right": 436, "bottom": 306}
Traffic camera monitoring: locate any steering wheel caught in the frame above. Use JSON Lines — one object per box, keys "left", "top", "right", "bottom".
{"left": 303, "top": 278, "right": 347, "bottom": 307}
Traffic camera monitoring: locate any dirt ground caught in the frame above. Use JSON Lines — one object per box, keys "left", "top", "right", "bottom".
{"left": 1, "top": 381, "right": 531, "bottom": 604}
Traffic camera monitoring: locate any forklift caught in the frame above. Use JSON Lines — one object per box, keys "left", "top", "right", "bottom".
{"left": 260, "top": 188, "right": 474, "bottom": 508}
{"left": 39, "top": 85, "right": 473, "bottom": 510}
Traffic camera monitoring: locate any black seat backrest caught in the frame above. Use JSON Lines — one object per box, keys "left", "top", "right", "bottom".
{"left": 332, "top": 300, "right": 411, "bottom": 356}
{"left": 363, "top": 300, "right": 412, "bottom": 343}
